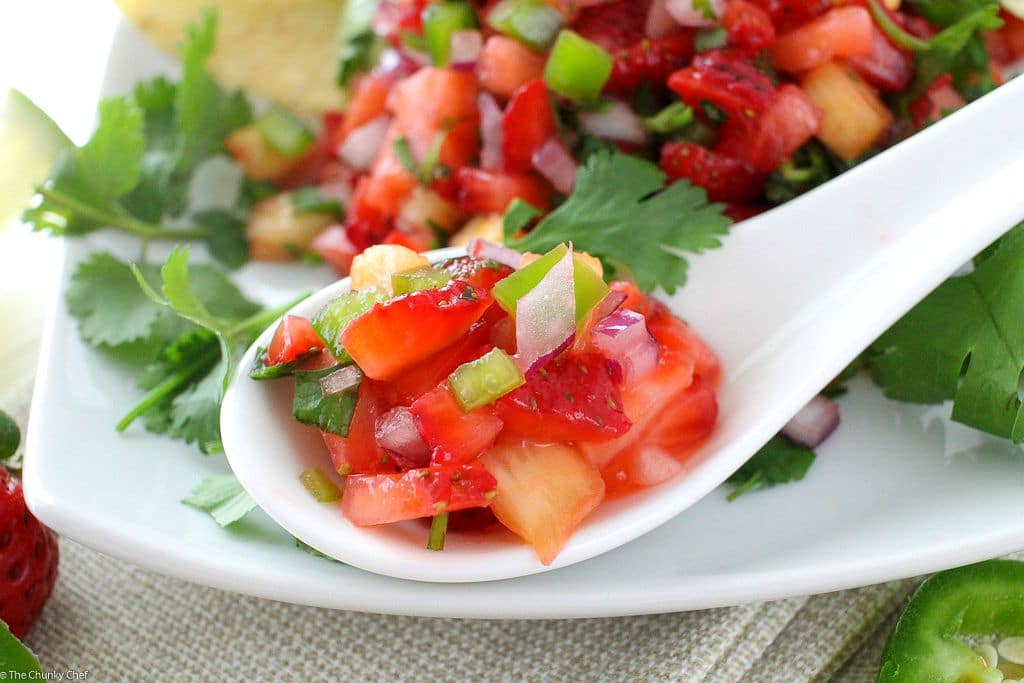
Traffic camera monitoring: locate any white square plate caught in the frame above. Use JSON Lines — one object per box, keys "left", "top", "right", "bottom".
{"left": 22, "top": 21, "right": 1024, "bottom": 618}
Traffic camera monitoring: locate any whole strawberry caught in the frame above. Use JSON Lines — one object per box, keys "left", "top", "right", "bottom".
{"left": 0, "top": 467, "right": 58, "bottom": 637}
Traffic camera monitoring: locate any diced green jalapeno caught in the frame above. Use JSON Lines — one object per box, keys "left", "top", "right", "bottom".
{"left": 879, "top": 559, "right": 1024, "bottom": 683}
{"left": 256, "top": 106, "right": 315, "bottom": 158}
{"left": 391, "top": 267, "right": 453, "bottom": 295}
{"left": 644, "top": 101, "right": 695, "bottom": 135}
{"left": 311, "top": 287, "right": 390, "bottom": 361}
{"left": 249, "top": 346, "right": 313, "bottom": 380}
{"left": 492, "top": 244, "right": 609, "bottom": 324}
{"left": 299, "top": 467, "right": 342, "bottom": 502}
{"left": 543, "top": 30, "right": 613, "bottom": 103}
{"left": 423, "top": 1, "right": 478, "bottom": 65}
{"left": 448, "top": 348, "right": 525, "bottom": 411}
{"left": 487, "top": 0, "right": 563, "bottom": 51}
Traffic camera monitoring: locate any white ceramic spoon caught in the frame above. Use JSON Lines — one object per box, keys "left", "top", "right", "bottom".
{"left": 222, "top": 76, "right": 1024, "bottom": 583}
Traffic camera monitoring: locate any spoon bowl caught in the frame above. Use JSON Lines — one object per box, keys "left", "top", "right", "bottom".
{"left": 222, "top": 77, "right": 1024, "bottom": 582}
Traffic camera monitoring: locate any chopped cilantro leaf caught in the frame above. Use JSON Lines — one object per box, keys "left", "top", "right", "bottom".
{"left": 182, "top": 474, "right": 257, "bottom": 526}
{"left": 726, "top": 435, "right": 816, "bottom": 500}
{"left": 292, "top": 367, "right": 360, "bottom": 436}
{"left": 337, "top": 0, "right": 382, "bottom": 87}
{"left": 509, "top": 151, "right": 732, "bottom": 293}
{"left": 868, "top": 223, "right": 1024, "bottom": 442}
{"left": 502, "top": 198, "right": 543, "bottom": 241}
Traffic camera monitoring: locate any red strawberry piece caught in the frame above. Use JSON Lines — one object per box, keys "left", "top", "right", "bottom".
{"left": 572, "top": 0, "right": 651, "bottom": 52}
{"left": 0, "top": 468, "right": 58, "bottom": 638}
{"left": 723, "top": 0, "right": 777, "bottom": 53}
{"left": 496, "top": 351, "right": 631, "bottom": 442}
{"left": 502, "top": 79, "right": 558, "bottom": 174}
{"left": 747, "top": 0, "right": 830, "bottom": 33}
{"left": 668, "top": 49, "right": 778, "bottom": 125}
{"left": 660, "top": 141, "right": 764, "bottom": 203}
{"left": 605, "top": 32, "right": 697, "bottom": 95}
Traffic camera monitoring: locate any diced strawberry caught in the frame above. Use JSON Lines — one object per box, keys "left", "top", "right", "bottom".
{"left": 342, "top": 463, "right": 497, "bottom": 526}
{"left": 387, "top": 318, "right": 496, "bottom": 402}
{"left": 441, "top": 256, "right": 516, "bottom": 293}
{"left": 578, "top": 349, "right": 695, "bottom": 470}
{"left": 410, "top": 385, "right": 505, "bottom": 465}
{"left": 747, "top": 0, "right": 830, "bottom": 33}
{"left": 733, "top": 84, "right": 823, "bottom": 174}
{"left": 446, "top": 507, "right": 500, "bottom": 531}
{"left": 496, "top": 352, "right": 631, "bottom": 442}
{"left": 339, "top": 75, "right": 391, "bottom": 141}
{"left": 266, "top": 315, "right": 324, "bottom": 366}
{"left": 477, "top": 36, "right": 547, "bottom": 100}
{"left": 481, "top": 441, "right": 605, "bottom": 564}
{"left": 502, "top": 79, "right": 558, "bottom": 173}
{"left": 770, "top": 6, "right": 874, "bottom": 73}
{"left": 723, "top": 0, "right": 776, "bottom": 53}
{"left": 342, "top": 279, "right": 494, "bottom": 380}
{"left": 998, "top": 11, "right": 1024, "bottom": 63}
{"left": 388, "top": 67, "right": 480, "bottom": 169}
{"left": 846, "top": 23, "right": 913, "bottom": 92}
{"left": 605, "top": 32, "right": 696, "bottom": 95}
{"left": 660, "top": 141, "right": 764, "bottom": 203}
{"left": 373, "top": 0, "right": 430, "bottom": 44}
{"left": 601, "top": 376, "right": 718, "bottom": 494}
{"left": 455, "top": 168, "right": 552, "bottom": 214}
{"left": 668, "top": 49, "right": 778, "bottom": 125}
{"left": 322, "top": 381, "right": 395, "bottom": 475}
{"left": 357, "top": 128, "right": 420, "bottom": 218}
{"left": 573, "top": 0, "right": 650, "bottom": 52}
{"left": 610, "top": 280, "right": 651, "bottom": 317}
{"left": 382, "top": 226, "right": 435, "bottom": 252}
{"left": 723, "top": 203, "right": 766, "bottom": 223}
{"left": 646, "top": 301, "right": 721, "bottom": 382}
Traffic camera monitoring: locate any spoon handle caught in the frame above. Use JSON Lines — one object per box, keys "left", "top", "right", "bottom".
{"left": 678, "top": 76, "right": 1024, "bottom": 403}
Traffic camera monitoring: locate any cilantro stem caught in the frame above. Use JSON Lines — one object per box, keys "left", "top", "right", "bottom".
{"left": 116, "top": 348, "right": 221, "bottom": 431}
{"left": 228, "top": 292, "right": 311, "bottom": 341}
{"left": 726, "top": 471, "right": 762, "bottom": 502}
{"left": 427, "top": 511, "right": 449, "bottom": 551}
{"left": 867, "top": 0, "right": 931, "bottom": 51}
{"left": 35, "top": 187, "right": 208, "bottom": 241}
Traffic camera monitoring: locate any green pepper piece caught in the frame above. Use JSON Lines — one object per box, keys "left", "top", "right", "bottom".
{"left": 448, "top": 348, "right": 525, "bottom": 411}
{"left": 423, "top": 1, "right": 479, "bottom": 65}
{"left": 391, "top": 266, "right": 453, "bottom": 295}
{"left": 312, "top": 287, "right": 390, "bottom": 361}
{"left": 299, "top": 467, "right": 342, "bottom": 502}
{"left": 878, "top": 559, "right": 1024, "bottom": 683}
{"left": 492, "top": 244, "right": 569, "bottom": 316}
{"left": 492, "top": 244, "right": 609, "bottom": 325}
{"left": 487, "top": 0, "right": 563, "bottom": 51}
{"left": 256, "top": 106, "right": 315, "bottom": 158}
{"left": 543, "top": 30, "right": 613, "bottom": 103}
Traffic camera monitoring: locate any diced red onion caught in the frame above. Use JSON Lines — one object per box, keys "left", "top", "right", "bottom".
{"left": 591, "top": 309, "right": 660, "bottom": 384}
{"left": 478, "top": 93, "right": 504, "bottom": 171}
{"left": 468, "top": 238, "right": 523, "bottom": 269}
{"left": 449, "top": 29, "right": 483, "bottom": 69}
{"left": 375, "top": 407, "right": 432, "bottom": 469}
{"left": 320, "top": 365, "right": 364, "bottom": 396}
{"left": 515, "top": 248, "right": 577, "bottom": 374}
{"left": 646, "top": 0, "right": 682, "bottom": 37}
{"left": 400, "top": 46, "right": 432, "bottom": 67}
{"left": 339, "top": 115, "right": 391, "bottom": 172}
{"left": 317, "top": 177, "right": 354, "bottom": 208}
{"left": 531, "top": 137, "right": 578, "bottom": 195}
{"left": 781, "top": 394, "right": 840, "bottom": 448}
{"left": 590, "top": 289, "right": 627, "bottom": 323}
{"left": 665, "top": 0, "right": 725, "bottom": 26}
{"left": 579, "top": 100, "right": 648, "bottom": 145}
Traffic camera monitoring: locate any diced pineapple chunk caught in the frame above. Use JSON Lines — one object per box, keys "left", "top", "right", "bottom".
{"left": 225, "top": 125, "right": 304, "bottom": 182}
{"left": 398, "top": 187, "right": 463, "bottom": 233}
{"left": 801, "top": 62, "right": 893, "bottom": 161}
{"left": 480, "top": 440, "right": 605, "bottom": 565}
{"left": 449, "top": 213, "right": 504, "bottom": 247}
{"left": 350, "top": 244, "right": 431, "bottom": 293}
{"left": 247, "top": 193, "right": 336, "bottom": 261}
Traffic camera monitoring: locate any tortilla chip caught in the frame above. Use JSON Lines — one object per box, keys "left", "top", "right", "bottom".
{"left": 116, "top": 0, "right": 346, "bottom": 113}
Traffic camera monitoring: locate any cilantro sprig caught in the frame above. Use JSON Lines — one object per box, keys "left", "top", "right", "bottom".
{"left": 508, "top": 151, "right": 732, "bottom": 293}
{"left": 726, "top": 435, "right": 816, "bottom": 500}
{"left": 22, "top": 9, "right": 253, "bottom": 268}
{"left": 868, "top": 223, "right": 1024, "bottom": 443}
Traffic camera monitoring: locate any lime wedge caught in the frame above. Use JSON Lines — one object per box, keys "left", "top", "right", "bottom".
{"left": 0, "top": 89, "right": 72, "bottom": 229}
